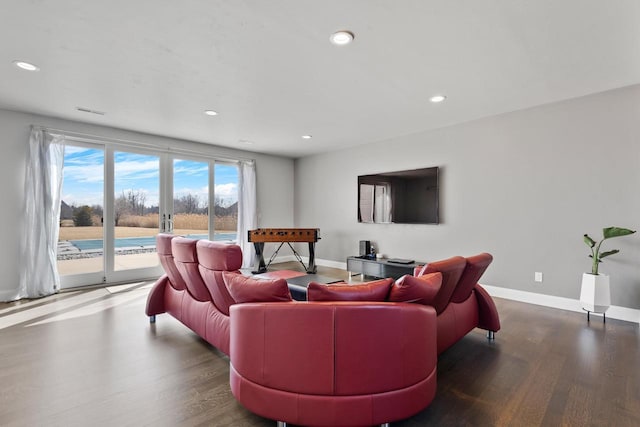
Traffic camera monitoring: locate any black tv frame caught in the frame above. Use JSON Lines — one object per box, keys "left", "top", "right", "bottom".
{"left": 357, "top": 166, "right": 439, "bottom": 225}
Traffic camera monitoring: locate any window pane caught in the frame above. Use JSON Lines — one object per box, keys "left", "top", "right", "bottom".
{"left": 173, "top": 158, "right": 209, "bottom": 239}
{"left": 114, "top": 151, "right": 160, "bottom": 271}
{"left": 214, "top": 163, "right": 238, "bottom": 241}
{"left": 57, "top": 146, "right": 105, "bottom": 275}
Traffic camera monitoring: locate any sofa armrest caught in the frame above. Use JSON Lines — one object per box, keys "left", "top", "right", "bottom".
{"left": 474, "top": 284, "right": 501, "bottom": 332}
{"left": 145, "top": 274, "right": 169, "bottom": 316}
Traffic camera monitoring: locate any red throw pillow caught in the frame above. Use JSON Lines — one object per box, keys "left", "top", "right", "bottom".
{"left": 224, "top": 272, "right": 292, "bottom": 303}
{"left": 388, "top": 272, "right": 442, "bottom": 305}
{"left": 307, "top": 278, "right": 393, "bottom": 302}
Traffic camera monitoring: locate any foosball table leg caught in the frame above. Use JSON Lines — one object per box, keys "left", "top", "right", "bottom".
{"left": 251, "top": 242, "right": 267, "bottom": 274}
{"left": 306, "top": 242, "right": 317, "bottom": 274}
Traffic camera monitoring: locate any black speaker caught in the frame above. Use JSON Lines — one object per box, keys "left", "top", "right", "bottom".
{"left": 359, "top": 240, "right": 371, "bottom": 257}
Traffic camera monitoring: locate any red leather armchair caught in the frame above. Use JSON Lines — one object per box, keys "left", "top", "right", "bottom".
{"left": 230, "top": 301, "right": 438, "bottom": 427}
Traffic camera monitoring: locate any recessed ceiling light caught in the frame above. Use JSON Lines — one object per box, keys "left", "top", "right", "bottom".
{"left": 204, "top": 110, "right": 218, "bottom": 116}
{"left": 430, "top": 95, "right": 447, "bottom": 103}
{"left": 302, "top": 135, "right": 312, "bottom": 139}
{"left": 330, "top": 31, "right": 354, "bottom": 46}
{"left": 13, "top": 60, "right": 40, "bottom": 71}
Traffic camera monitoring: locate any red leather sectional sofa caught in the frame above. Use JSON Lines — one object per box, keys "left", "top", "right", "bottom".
{"left": 146, "top": 234, "right": 500, "bottom": 426}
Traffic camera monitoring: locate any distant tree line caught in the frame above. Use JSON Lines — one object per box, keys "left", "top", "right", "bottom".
{"left": 64, "top": 190, "right": 236, "bottom": 227}
{"left": 114, "top": 190, "right": 149, "bottom": 226}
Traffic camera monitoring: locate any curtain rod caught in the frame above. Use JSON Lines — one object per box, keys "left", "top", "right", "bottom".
{"left": 31, "top": 125, "right": 255, "bottom": 163}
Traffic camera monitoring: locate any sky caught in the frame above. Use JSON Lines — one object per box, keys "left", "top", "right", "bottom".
{"left": 62, "top": 146, "right": 238, "bottom": 208}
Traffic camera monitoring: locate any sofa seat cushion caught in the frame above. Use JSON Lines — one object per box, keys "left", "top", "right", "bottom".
{"left": 388, "top": 272, "right": 442, "bottom": 305}
{"left": 307, "top": 278, "right": 393, "bottom": 302}
{"left": 224, "top": 272, "right": 293, "bottom": 303}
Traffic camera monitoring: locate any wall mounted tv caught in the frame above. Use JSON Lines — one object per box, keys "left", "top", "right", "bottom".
{"left": 358, "top": 166, "right": 439, "bottom": 224}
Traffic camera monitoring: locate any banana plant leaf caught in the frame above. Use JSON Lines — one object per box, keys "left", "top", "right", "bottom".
{"left": 583, "top": 234, "right": 596, "bottom": 247}
{"left": 602, "top": 227, "right": 636, "bottom": 240}
{"left": 599, "top": 249, "right": 620, "bottom": 259}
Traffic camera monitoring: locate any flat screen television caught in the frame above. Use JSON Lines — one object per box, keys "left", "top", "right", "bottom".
{"left": 358, "top": 166, "right": 439, "bottom": 224}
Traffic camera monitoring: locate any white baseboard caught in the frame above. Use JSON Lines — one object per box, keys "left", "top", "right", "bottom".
{"left": 317, "top": 258, "right": 348, "bottom": 270}
{"left": 274, "top": 256, "right": 347, "bottom": 270}
{"left": 272, "top": 254, "right": 296, "bottom": 262}
{"left": 482, "top": 284, "right": 640, "bottom": 324}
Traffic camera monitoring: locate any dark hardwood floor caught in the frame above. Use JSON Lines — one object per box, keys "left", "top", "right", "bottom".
{"left": 1, "top": 263, "right": 638, "bottom": 426}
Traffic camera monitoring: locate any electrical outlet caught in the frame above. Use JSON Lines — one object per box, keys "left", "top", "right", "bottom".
{"left": 534, "top": 272, "right": 543, "bottom": 282}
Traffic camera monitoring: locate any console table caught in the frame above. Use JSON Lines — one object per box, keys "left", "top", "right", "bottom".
{"left": 346, "top": 256, "right": 424, "bottom": 280}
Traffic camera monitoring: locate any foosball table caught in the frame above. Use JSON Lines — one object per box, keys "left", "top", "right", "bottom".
{"left": 247, "top": 228, "right": 321, "bottom": 274}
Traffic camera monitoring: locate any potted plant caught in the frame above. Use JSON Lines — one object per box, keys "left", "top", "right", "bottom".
{"left": 580, "top": 226, "right": 636, "bottom": 317}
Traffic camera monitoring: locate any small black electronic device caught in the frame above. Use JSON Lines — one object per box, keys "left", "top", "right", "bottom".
{"left": 359, "top": 240, "right": 371, "bottom": 257}
{"left": 387, "top": 258, "right": 415, "bottom": 264}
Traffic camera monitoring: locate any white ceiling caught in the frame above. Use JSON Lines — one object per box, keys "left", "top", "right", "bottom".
{"left": 1, "top": 1, "right": 639, "bottom": 158}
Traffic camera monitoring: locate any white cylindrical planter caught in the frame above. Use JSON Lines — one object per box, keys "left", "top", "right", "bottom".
{"left": 580, "top": 273, "right": 610, "bottom": 313}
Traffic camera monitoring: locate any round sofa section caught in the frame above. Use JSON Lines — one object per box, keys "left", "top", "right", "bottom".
{"left": 229, "top": 301, "right": 438, "bottom": 427}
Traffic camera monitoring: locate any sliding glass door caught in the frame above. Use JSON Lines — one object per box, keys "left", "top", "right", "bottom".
{"left": 58, "top": 146, "right": 163, "bottom": 288}
{"left": 57, "top": 142, "right": 240, "bottom": 289}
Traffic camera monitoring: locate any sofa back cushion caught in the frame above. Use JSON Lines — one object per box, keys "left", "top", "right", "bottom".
{"left": 307, "top": 278, "right": 393, "bottom": 302}
{"left": 197, "top": 239, "right": 243, "bottom": 271}
{"left": 172, "top": 237, "right": 212, "bottom": 302}
{"left": 156, "top": 233, "right": 187, "bottom": 291}
{"left": 388, "top": 272, "right": 442, "bottom": 305}
{"left": 450, "top": 253, "right": 493, "bottom": 303}
{"left": 196, "top": 240, "right": 243, "bottom": 315}
{"left": 224, "top": 272, "right": 292, "bottom": 303}
{"left": 417, "top": 256, "right": 466, "bottom": 314}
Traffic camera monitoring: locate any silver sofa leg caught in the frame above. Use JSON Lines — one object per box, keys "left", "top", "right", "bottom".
{"left": 149, "top": 315, "right": 156, "bottom": 323}
{"left": 380, "top": 423, "right": 390, "bottom": 427}
{"left": 276, "top": 422, "right": 287, "bottom": 427}
{"left": 486, "top": 330, "right": 495, "bottom": 340}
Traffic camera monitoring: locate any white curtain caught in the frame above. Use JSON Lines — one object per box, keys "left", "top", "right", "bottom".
{"left": 359, "top": 184, "right": 374, "bottom": 223}
{"left": 17, "top": 129, "right": 65, "bottom": 299}
{"left": 237, "top": 160, "right": 257, "bottom": 269}
{"left": 375, "top": 183, "right": 392, "bottom": 223}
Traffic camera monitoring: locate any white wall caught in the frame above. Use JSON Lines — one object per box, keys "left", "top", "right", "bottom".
{"left": 0, "top": 109, "right": 294, "bottom": 301}
{"left": 295, "top": 85, "right": 640, "bottom": 309}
